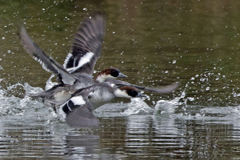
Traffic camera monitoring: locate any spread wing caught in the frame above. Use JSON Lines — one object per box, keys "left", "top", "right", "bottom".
{"left": 63, "top": 13, "right": 106, "bottom": 76}
{"left": 60, "top": 89, "right": 99, "bottom": 127}
{"left": 106, "top": 79, "right": 180, "bottom": 94}
{"left": 65, "top": 103, "right": 99, "bottom": 128}
{"left": 131, "top": 82, "right": 180, "bottom": 94}
{"left": 62, "top": 92, "right": 99, "bottom": 128}
{"left": 18, "top": 25, "right": 76, "bottom": 85}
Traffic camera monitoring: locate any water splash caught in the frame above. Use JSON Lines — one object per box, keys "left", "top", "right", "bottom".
{"left": 0, "top": 83, "right": 26, "bottom": 115}
{"left": 24, "top": 83, "right": 43, "bottom": 95}
{"left": 122, "top": 98, "right": 153, "bottom": 115}
{"left": 0, "top": 82, "right": 58, "bottom": 124}
{"left": 94, "top": 102, "right": 129, "bottom": 117}
{"left": 154, "top": 89, "right": 188, "bottom": 115}
{"left": 45, "top": 74, "right": 58, "bottom": 90}
{"left": 1, "top": 81, "right": 240, "bottom": 124}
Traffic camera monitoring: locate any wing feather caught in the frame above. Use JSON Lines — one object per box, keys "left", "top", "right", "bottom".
{"left": 63, "top": 13, "right": 106, "bottom": 75}
{"left": 18, "top": 25, "right": 76, "bottom": 85}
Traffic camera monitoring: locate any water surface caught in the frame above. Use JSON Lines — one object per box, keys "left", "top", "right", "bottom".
{"left": 1, "top": 0, "right": 240, "bottom": 159}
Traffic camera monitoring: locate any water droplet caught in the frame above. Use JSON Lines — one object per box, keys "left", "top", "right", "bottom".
{"left": 188, "top": 97, "right": 194, "bottom": 101}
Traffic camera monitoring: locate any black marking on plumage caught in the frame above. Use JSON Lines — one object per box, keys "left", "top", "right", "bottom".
{"left": 110, "top": 69, "right": 119, "bottom": 77}
{"left": 127, "top": 89, "right": 139, "bottom": 97}
{"left": 73, "top": 59, "right": 95, "bottom": 75}
{"left": 62, "top": 102, "right": 70, "bottom": 114}
{"left": 62, "top": 100, "right": 79, "bottom": 115}
{"left": 48, "top": 83, "right": 65, "bottom": 90}
{"left": 65, "top": 46, "right": 89, "bottom": 69}
{"left": 56, "top": 73, "right": 64, "bottom": 84}
{"left": 65, "top": 56, "right": 74, "bottom": 69}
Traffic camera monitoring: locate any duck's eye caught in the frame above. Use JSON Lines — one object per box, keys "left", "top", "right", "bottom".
{"left": 111, "top": 70, "right": 119, "bottom": 77}
{"left": 127, "top": 89, "right": 138, "bottom": 97}
{"left": 88, "top": 91, "right": 94, "bottom": 99}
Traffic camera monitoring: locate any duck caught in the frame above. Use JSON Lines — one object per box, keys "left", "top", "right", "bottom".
{"left": 59, "top": 84, "right": 146, "bottom": 127}
{"left": 18, "top": 13, "right": 179, "bottom": 109}
{"left": 18, "top": 13, "right": 115, "bottom": 104}
{"left": 29, "top": 67, "right": 128, "bottom": 106}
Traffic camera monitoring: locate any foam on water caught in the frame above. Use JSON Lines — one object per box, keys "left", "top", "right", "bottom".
{"left": 123, "top": 98, "right": 154, "bottom": 115}
{"left": 45, "top": 74, "right": 58, "bottom": 90}
{"left": 94, "top": 98, "right": 154, "bottom": 117}
{"left": 94, "top": 102, "right": 129, "bottom": 117}
{"left": 0, "top": 82, "right": 58, "bottom": 125}
{"left": 0, "top": 83, "right": 29, "bottom": 116}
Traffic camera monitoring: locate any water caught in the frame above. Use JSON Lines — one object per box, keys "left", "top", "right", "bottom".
{"left": 1, "top": 0, "right": 240, "bottom": 159}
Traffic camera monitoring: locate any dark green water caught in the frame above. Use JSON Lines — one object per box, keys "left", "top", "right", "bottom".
{"left": 1, "top": 0, "right": 240, "bottom": 159}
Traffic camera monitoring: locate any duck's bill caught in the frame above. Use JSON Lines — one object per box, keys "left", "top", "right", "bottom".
{"left": 136, "top": 92, "right": 147, "bottom": 97}
{"left": 117, "top": 73, "right": 128, "bottom": 78}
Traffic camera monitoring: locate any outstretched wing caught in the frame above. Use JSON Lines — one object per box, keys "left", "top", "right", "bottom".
{"left": 131, "top": 82, "right": 180, "bottom": 94}
{"left": 18, "top": 25, "right": 76, "bottom": 85}
{"left": 62, "top": 92, "right": 99, "bottom": 128}
{"left": 63, "top": 13, "right": 106, "bottom": 76}
{"left": 65, "top": 103, "right": 99, "bottom": 128}
{"left": 106, "top": 79, "right": 180, "bottom": 94}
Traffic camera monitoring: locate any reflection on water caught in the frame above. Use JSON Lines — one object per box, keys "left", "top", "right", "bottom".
{"left": 1, "top": 0, "right": 240, "bottom": 159}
